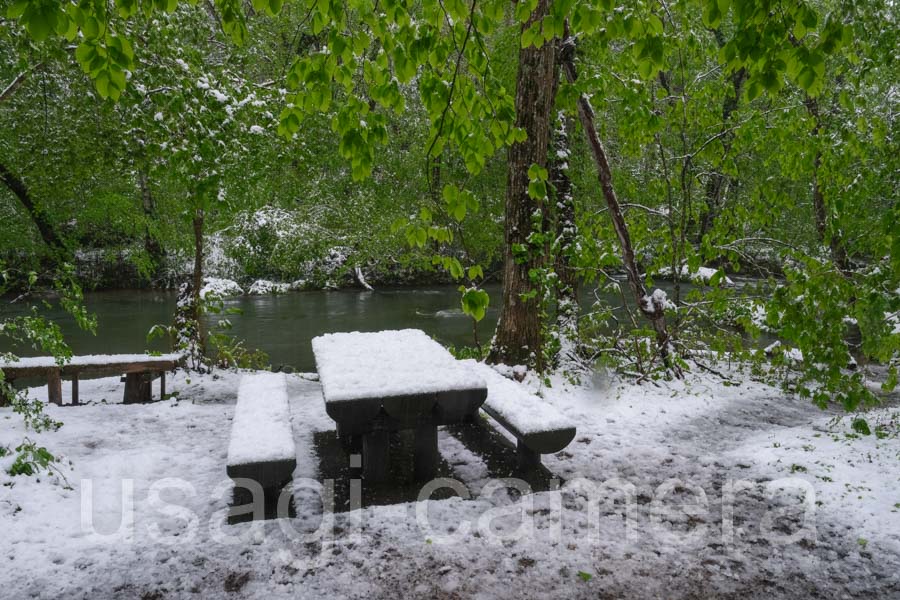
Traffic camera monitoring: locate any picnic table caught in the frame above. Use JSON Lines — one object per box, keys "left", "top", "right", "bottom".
{"left": 312, "top": 329, "right": 487, "bottom": 482}
{"left": 0, "top": 353, "right": 183, "bottom": 406}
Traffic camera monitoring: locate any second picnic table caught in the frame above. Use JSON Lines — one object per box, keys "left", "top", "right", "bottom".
{"left": 312, "top": 329, "right": 487, "bottom": 482}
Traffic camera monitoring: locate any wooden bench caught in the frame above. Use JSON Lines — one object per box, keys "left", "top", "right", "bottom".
{"left": 465, "top": 360, "right": 577, "bottom": 471}
{"left": 0, "top": 353, "right": 183, "bottom": 406}
{"left": 226, "top": 373, "right": 296, "bottom": 504}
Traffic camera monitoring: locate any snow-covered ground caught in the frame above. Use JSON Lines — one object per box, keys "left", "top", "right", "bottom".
{"left": 1, "top": 367, "right": 898, "bottom": 599}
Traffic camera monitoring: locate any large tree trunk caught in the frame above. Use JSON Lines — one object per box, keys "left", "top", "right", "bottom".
{"left": 487, "top": 0, "right": 557, "bottom": 369}
{"left": 559, "top": 36, "right": 676, "bottom": 371}
{"left": 0, "top": 161, "right": 67, "bottom": 257}
{"left": 805, "top": 97, "right": 850, "bottom": 274}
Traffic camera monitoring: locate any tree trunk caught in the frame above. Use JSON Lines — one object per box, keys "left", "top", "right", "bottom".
{"left": 805, "top": 97, "right": 850, "bottom": 274}
{"left": 192, "top": 207, "right": 204, "bottom": 326}
{"left": 0, "top": 161, "right": 67, "bottom": 256}
{"left": 550, "top": 110, "right": 583, "bottom": 374}
{"left": 550, "top": 112, "right": 578, "bottom": 310}
{"left": 138, "top": 169, "right": 164, "bottom": 273}
{"left": 698, "top": 64, "right": 746, "bottom": 242}
{"left": 559, "top": 35, "right": 676, "bottom": 371}
{"left": 487, "top": 0, "right": 557, "bottom": 369}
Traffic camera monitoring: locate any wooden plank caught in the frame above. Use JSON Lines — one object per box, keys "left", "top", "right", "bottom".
{"left": 1, "top": 358, "right": 180, "bottom": 380}
{"left": 71, "top": 375, "right": 79, "bottom": 406}
{"left": 47, "top": 369, "right": 62, "bottom": 406}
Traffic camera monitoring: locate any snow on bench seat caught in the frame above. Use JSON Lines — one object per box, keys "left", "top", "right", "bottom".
{"left": 0, "top": 353, "right": 184, "bottom": 406}
{"left": 226, "top": 373, "right": 296, "bottom": 491}
{"left": 312, "top": 329, "right": 486, "bottom": 403}
{"left": 0, "top": 353, "right": 184, "bottom": 370}
{"left": 463, "top": 360, "right": 576, "bottom": 467}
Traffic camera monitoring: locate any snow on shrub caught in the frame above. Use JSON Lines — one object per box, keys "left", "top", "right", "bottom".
{"left": 200, "top": 277, "right": 243, "bottom": 299}
{"left": 247, "top": 279, "right": 291, "bottom": 295}
{"left": 655, "top": 265, "right": 734, "bottom": 286}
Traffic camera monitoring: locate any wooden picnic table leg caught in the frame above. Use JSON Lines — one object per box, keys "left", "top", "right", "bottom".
{"left": 414, "top": 423, "right": 438, "bottom": 481}
{"left": 47, "top": 369, "right": 63, "bottom": 406}
{"left": 160, "top": 371, "right": 166, "bottom": 401}
{"left": 71, "top": 374, "right": 79, "bottom": 406}
{"left": 362, "top": 428, "right": 390, "bottom": 482}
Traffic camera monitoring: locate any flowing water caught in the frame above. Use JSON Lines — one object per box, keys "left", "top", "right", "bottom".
{"left": 2, "top": 285, "right": 507, "bottom": 372}
{"left": 2, "top": 279, "right": 763, "bottom": 372}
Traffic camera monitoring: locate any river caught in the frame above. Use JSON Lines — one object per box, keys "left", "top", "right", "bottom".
{"left": 2, "top": 285, "right": 509, "bottom": 372}
{"left": 3, "top": 279, "right": 762, "bottom": 372}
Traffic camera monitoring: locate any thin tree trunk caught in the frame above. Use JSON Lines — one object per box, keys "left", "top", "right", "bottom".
{"left": 558, "top": 35, "right": 677, "bottom": 371}
{"left": 698, "top": 66, "right": 746, "bottom": 241}
{"left": 192, "top": 207, "right": 204, "bottom": 326}
{"left": 550, "top": 112, "right": 578, "bottom": 307}
{"left": 138, "top": 169, "right": 164, "bottom": 273}
{"left": 805, "top": 97, "right": 850, "bottom": 274}
{"left": 550, "top": 110, "right": 583, "bottom": 374}
{"left": 0, "top": 161, "right": 67, "bottom": 256}
{"left": 487, "top": 0, "right": 557, "bottom": 369}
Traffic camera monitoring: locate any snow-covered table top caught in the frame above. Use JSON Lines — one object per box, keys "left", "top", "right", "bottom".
{"left": 311, "top": 329, "right": 486, "bottom": 403}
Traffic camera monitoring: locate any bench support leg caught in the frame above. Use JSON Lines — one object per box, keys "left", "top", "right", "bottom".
{"left": 362, "top": 429, "right": 390, "bottom": 482}
{"left": 47, "top": 369, "right": 62, "bottom": 406}
{"left": 414, "top": 424, "right": 438, "bottom": 481}
{"left": 123, "top": 373, "right": 152, "bottom": 404}
{"left": 160, "top": 371, "right": 166, "bottom": 401}
{"left": 71, "top": 375, "right": 79, "bottom": 406}
{"left": 516, "top": 442, "right": 542, "bottom": 471}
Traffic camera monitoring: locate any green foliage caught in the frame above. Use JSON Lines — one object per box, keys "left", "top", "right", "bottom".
{"left": 0, "top": 262, "right": 94, "bottom": 480}
{"left": 850, "top": 417, "right": 871, "bottom": 436}
{"left": 460, "top": 286, "right": 490, "bottom": 322}
{"left": 446, "top": 344, "right": 489, "bottom": 361}
{"left": 8, "top": 439, "right": 56, "bottom": 476}
{"left": 2, "top": 0, "right": 897, "bottom": 414}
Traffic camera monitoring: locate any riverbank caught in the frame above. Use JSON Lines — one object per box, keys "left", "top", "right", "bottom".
{"left": 1, "top": 366, "right": 898, "bottom": 598}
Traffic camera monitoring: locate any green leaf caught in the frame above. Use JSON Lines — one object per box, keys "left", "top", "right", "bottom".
{"left": 577, "top": 571, "right": 592, "bottom": 582}
{"left": 851, "top": 418, "right": 871, "bottom": 436}
{"left": 460, "top": 287, "right": 490, "bottom": 321}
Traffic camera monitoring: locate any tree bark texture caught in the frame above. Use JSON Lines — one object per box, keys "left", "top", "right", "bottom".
{"left": 487, "top": 0, "right": 558, "bottom": 368}
{"left": 138, "top": 168, "right": 164, "bottom": 272}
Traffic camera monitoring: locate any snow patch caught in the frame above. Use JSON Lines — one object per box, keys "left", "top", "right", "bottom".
{"left": 247, "top": 280, "right": 292, "bottom": 295}
{"left": 226, "top": 372, "right": 294, "bottom": 466}
{"left": 200, "top": 277, "right": 243, "bottom": 299}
